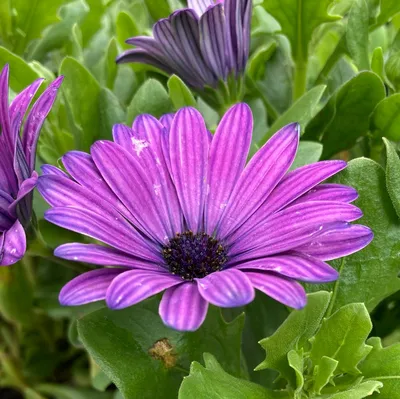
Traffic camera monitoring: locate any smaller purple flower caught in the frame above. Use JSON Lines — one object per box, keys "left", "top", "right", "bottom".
{"left": 38, "top": 104, "right": 373, "bottom": 331}
{"left": 116, "top": 0, "right": 251, "bottom": 101}
{"left": 0, "top": 65, "right": 63, "bottom": 266}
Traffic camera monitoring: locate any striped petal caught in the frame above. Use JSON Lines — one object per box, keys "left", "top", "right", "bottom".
{"left": 45, "top": 206, "right": 159, "bottom": 262}
{"left": 218, "top": 123, "right": 299, "bottom": 239}
{"left": 22, "top": 76, "right": 63, "bottom": 171}
{"left": 159, "top": 283, "right": 209, "bottom": 331}
{"left": 55, "top": 243, "right": 163, "bottom": 271}
{"left": 41, "top": 164, "right": 68, "bottom": 177}
{"left": 59, "top": 268, "right": 124, "bottom": 306}
{"left": 200, "top": 4, "right": 227, "bottom": 79}
{"left": 246, "top": 272, "right": 307, "bottom": 309}
{"left": 206, "top": 103, "right": 252, "bottom": 234}
{"left": 231, "top": 201, "right": 363, "bottom": 261}
{"left": 169, "top": 108, "right": 209, "bottom": 232}
{"left": 295, "top": 224, "right": 374, "bottom": 261}
{"left": 292, "top": 184, "right": 358, "bottom": 205}
{"left": 236, "top": 252, "right": 339, "bottom": 283}
{"left": 0, "top": 220, "right": 26, "bottom": 266}
{"left": 91, "top": 140, "right": 171, "bottom": 243}
{"left": 188, "top": 0, "right": 214, "bottom": 16}
{"left": 196, "top": 269, "right": 255, "bottom": 307}
{"left": 106, "top": 270, "right": 182, "bottom": 309}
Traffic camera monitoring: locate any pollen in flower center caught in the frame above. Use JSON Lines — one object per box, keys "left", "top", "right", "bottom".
{"left": 162, "top": 231, "right": 228, "bottom": 281}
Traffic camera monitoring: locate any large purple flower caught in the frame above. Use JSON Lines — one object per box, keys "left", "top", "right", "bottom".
{"left": 0, "top": 65, "right": 62, "bottom": 266}
{"left": 116, "top": 0, "right": 251, "bottom": 92}
{"left": 38, "top": 104, "right": 372, "bottom": 331}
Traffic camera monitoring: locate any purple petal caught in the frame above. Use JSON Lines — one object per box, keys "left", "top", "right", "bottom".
{"left": 9, "top": 78, "right": 43, "bottom": 137}
{"left": 171, "top": 10, "right": 215, "bottom": 85}
{"left": 59, "top": 268, "right": 124, "bottom": 306}
{"left": 0, "top": 65, "right": 12, "bottom": 150}
{"left": 55, "top": 243, "right": 163, "bottom": 271}
{"left": 188, "top": 0, "right": 214, "bottom": 16}
{"left": 206, "top": 104, "right": 252, "bottom": 234}
{"left": 196, "top": 269, "right": 255, "bottom": 307}
{"left": 230, "top": 201, "right": 363, "bottom": 261}
{"left": 200, "top": 4, "right": 227, "bottom": 79}
{"left": 292, "top": 184, "right": 358, "bottom": 205}
{"left": 22, "top": 76, "right": 63, "bottom": 171}
{"left": 38, "top": 174, "right": 123, "bottom": 219}
{"left": 153, "top": 15, "right": 205, "bottom": 88}
{"left": 231, "top": 161, "right": 348, "bottom": 242}
{"left": 169, "top": 108, "right": 209, "bottom": 232}
{"left": 106, "top": 270, "right": 182, "bottom": 309}
{"left": 295, "top": 224, "right": 373, "bottom": 261}
{"left": 7, "top": 171, "right": 37, "bottom": 220}
{"left": 41, "top": 164, "right": 68, "bottom": 177}
{"left": 61, "top": 151, "right": 129, "bottom": 217}
{"left": 159, "top": 283, "right": 208, "bottom": 331}
{"left": 246, "top": 271, "right": 307, "bottom": 309}
{"left": 225, "top": 0, "right": 252, "bottom": 73}
{"left": 0, "top": 220, "right": 26, "bottom": 266}
{"left": 45, "top": 206, "right": 160, "bottom": 262}
{"left": 236, "top": 252, "right": 339, "bottom": 283}
{"left": 91, "top": 140, "right": 172, "bottom": 243}
{"left": 218, "top": 123, "right": 299, "bottom": 239}
{"left": 116, "top": 49, "right": 175, "bottom": 76}
{"left": 160, "top": 114, "right": 174, "bottom": 131}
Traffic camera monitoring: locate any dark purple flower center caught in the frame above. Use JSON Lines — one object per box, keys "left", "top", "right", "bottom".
{"left": 162, "top": 231, "right": 228, "bottom": 281}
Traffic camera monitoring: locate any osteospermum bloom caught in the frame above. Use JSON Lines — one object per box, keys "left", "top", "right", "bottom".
{"left": 0, "top": 65, "right": 62, "bottom": 266}
{"left": 116, "top": 0, "right": 251, "bottom": 101}
{"left": 38, "top": 104, "right": 373, "bottom": 331}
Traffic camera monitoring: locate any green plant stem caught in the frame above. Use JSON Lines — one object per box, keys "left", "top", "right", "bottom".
{"left": 293, "top": 59, "right": 308, "bottom": 101}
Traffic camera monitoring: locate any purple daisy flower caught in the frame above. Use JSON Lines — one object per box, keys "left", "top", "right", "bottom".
{"left": 116, "top": 0, "right": 251, "bottom": 95}
{"left": 38, "top": 104, "right": 373, "bottom": 331}
{"left": 0, "top": 65, "right": 62, "bottom": 266}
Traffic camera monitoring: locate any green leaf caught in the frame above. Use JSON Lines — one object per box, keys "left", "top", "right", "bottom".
{"left": 290, "top": 141, "right": 323, "bottom": 171}
{"left": 28, "top": 0, "right": 89, "bottom": 61}
{"left": 35, "top": 384, "right": 113, "bottom": 399}
{"left": 263, "top": 85, "right": 326, "bottom": 141}
{"left": 311, "top": 356, "right": 338, "bottom": 394}
{"left": 256, "top": 292, "right": 331, "bottom": 384}
{"left": 261, "top": 0, "right": 340, "bottom": 63}
{"left": 116, "top": 11, "right": 139, "bottom": 50}
{"left": 346, "top": 0, "right": 370, "bottom": 70}
{"left": 11, "top": 0, "right": 66, "bottom": 55}
{"left": 372, "top": 94, "right": 400, "bottom": 141}
{"left": 310, "top": 303, "right": 372, "bottom": 375}
{"left": 59, "top": 56, "right": 101, "bottom": 151}
{"left": 359, "top": 337, "right": 400, "bottom": 398}
{"left": 383, "top": 138, "right": 400, "bottom": 219}
{"left": 371, "top": 47, "right": 384, "bottom": 79}
{"left": 0, "top": 261, "right": 34, "bottom": 325}
{"left": 385, "top": 50, "right": 400, "bottom": 91}
{"left": 127, "top": 79, "right": 173, "bottom": 123}
{"left": 145, "top": 0, "right": 171, "bottom": 20}
{"left": 0, "top": 46, "right": 39, "bottom": 91}
{"left": 105, "top": 38, "right": 118, "bottom": 89}
{"left": 99, "top": 88, "right": 126, "bottom": 140}
{"left": 0, "top": 0, "right": 11, "bottom": 44}
{"left": 179, "top": 354, "right": 279, "bottom": 399}
{"left": 247, "top": 40, "right": 277, "bottom": 81}
{"left": 318, "top": 158, "right": 400, "bottom": 311}
{"left": 78, "top": 299, "right": 244, "bottom": 399}
{"left": 168, "top": 75, "right": 197, "bottom": 109}
{"left": 287, "top": 349, "right": 304, "bottom": 394}
{"left": 373, "top": 0, "right": 400, "bottom": 27}
{"left": 326, "top": 380, "right": 383, "bottom": 398}
{"left": 304, "top": 72, "right": 385, "bottom": 159}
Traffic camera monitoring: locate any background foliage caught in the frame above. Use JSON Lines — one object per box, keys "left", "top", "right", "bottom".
{"left": 1, "top": 0, "right": 400, "bottom": 398}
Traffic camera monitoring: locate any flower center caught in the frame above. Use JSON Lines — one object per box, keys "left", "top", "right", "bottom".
{"left": 162, "top": 231, "right": 228, "bottom": 281}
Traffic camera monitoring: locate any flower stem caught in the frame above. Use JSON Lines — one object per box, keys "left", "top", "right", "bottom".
{"left": 293, "top": 59, "right": 308, "bottom": 101}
